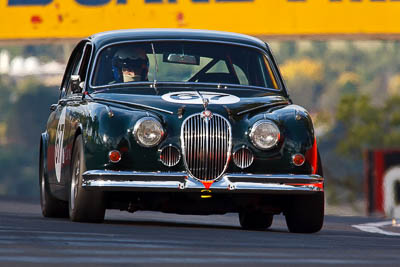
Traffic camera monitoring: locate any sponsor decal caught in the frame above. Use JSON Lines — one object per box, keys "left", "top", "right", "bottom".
{"left": 162, "top": 91, "right": 240, "bottom": 105}
{"left": 54, "top": 108, "right": 66, "bottom": 183}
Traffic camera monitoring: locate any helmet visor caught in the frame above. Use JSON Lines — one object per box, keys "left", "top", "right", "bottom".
{"left": 120, "top": 58, "right": 147, "bottom": 71}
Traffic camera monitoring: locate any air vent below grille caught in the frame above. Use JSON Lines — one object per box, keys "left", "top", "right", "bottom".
{"left": 233, "top": 147, "right": 254, "bottom": 169}
{"left": 160, "top": 145, "right": 181, "bottom": 167}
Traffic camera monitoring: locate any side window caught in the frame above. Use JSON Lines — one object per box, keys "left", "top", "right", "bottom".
{"left": 262, "top": 56, "right": 279, "bottom": 89}
{"left": 59, "top": 59, "right": 75, "bottom": 99}
{"left": 65, "top": 49, "right": 83, "bottom": 96}
{"left": 60, "top": 44, "right": 84, "bottom": 98}
{"left": 64, "top": 43, "right": 94, "bottom": 97}
{"left": 78, "top": 44, "right": 92, "bottom": 82}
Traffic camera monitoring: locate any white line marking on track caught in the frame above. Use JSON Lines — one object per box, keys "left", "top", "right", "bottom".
{"left": 352, "top": 221, "right": 400, "bottom": 236}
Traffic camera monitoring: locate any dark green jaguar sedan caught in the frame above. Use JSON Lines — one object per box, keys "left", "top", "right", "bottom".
{"left": 39, "top": 29, "right": 324, "bottom": 233}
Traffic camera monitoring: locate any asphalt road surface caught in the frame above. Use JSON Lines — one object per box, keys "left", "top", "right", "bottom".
{"left": 0, "top": 197, "right": 399, "bottom": 266}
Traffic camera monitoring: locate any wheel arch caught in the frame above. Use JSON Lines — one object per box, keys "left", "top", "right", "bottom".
{"left": 40, "top": 131, "right": 63, "bottom": 201}
{"left": 71, "top": 124, "right": 83, "bottom": 154}
{"left": 66, "top": 125, "right": 83, "bottom": 186}
{"left": 73, "top": 125, "right": 83, "bottom": 146}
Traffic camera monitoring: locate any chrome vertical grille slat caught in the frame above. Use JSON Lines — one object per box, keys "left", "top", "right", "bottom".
{"left": 189, "top": 118, "right": 193, "bottom": 173}
{"left": 200, "top": 115, "right": 203, "bottom": 178}
{"left": 210, "top": 117, "right": 214, "bottom": 179}
{"left": 181, "top": 113, "right": 232, "bottom": 181}
{"left": 195, "top": 117, "right": 198, "bottom": 175}
{"left": 217, "top": 118, "right": 222, "bottom": 178}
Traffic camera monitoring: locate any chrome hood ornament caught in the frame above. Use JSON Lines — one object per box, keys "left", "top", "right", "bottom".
{"left": 201, "top": 109, "right": 213, "bottom": 120}
{"left": 199, "top": 96, "right": 212, "bottom": 120}
{"left": 202, "top": 97, "right": 209, "bottom": 110}
{"left": 191, "top": 87, "right": 209, "bottom": 112}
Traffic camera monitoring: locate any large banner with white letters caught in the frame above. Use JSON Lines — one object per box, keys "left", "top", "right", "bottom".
{"left": 2, "top": 0, "right": 400, "bottom": 40}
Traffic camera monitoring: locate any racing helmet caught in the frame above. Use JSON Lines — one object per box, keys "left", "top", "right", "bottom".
{"left": 112, "top": 46, "right": 149, "bottom": 83}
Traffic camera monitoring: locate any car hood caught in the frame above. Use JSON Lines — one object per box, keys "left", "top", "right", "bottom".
{"left": 91, "top": 87, "right": 289, "bottom": 116}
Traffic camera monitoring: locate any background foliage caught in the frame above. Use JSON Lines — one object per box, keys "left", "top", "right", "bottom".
{"left": 0, "top": 75, "right": 58, "bottom": 197}
{"left": 1, "top": 41, "right": 400, "bottom": 210}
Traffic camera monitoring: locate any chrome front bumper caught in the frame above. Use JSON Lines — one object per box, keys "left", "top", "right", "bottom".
{"left": 82, "top": 170, "right": 324, "bottom": 194}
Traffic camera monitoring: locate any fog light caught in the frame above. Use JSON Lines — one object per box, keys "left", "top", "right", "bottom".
{"left": 109, "top": 150, "right": 121, "bottom": 163}
{"left": 292, "top": 154, "right": 305, "bottom": 166}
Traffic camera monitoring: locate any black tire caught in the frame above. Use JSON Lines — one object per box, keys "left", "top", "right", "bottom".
{"left": 69, "top": 135, "right": 105, "bottom": 223}
{"left": 239, "top": 211, "right": 273, "bottom": 230}
{"left": 285, "top": 192, "right": 324, "bottom": 233}
{"left": 39, "top": 146, "right": 69, "bottom": 218}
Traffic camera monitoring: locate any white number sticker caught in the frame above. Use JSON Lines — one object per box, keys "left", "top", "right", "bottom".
{"left": 162, "top": 91, "right": 240, "bottom": 105}
{"left": 54, "top": 108, "right": 66, "bottom": 183}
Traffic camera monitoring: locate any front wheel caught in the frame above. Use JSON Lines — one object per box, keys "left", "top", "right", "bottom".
{"left": 239, "top": 211, "right": 273, "bottom": 230}
{"left": 285, "top": 192, "right": 324, "bottom": 233}
{"left": 69, "top": 135, "right": 105, "bottom": 223}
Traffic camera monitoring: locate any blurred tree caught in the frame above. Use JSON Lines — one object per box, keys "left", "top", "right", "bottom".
{"left": 0, "top": 80, "right": 58, "bottom": 197}
{"left": 280, "top": 58, "right": 324, "bottom": 111}
{"left": 23, "top": 45, "right": 65, "bottom": 62}
{"left": 336, "top": 94, "right": 381, "bottom": 157}
{"left": 0, "top": 76, "right": 12, "bottom": 119}
{"left": 6, "top": 80, "right": 58, "bottom": 147}
{"left": 337, "top": 72, "right": 360, "bottom": 94}
{"left": 388, "top": 74, "right": 400, "bottom": 96}
{"left": 311, "top": 41, "right": 328, "bottom": 56}
{"left": 335, "top": 93, "right": 400, "bottom": 157}
{"left": 278, "top": 41, "right": 298, "bottom": 62}
{"left": 302, "top": 41, "right": 328, "bottom": 59}
{"left": 0, "top": 145, "right": 37, "bottom": 196}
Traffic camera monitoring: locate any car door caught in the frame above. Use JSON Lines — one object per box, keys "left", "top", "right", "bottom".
{"left": 46, "top": 41, "right": 87, "bottom": 194}
{"left": 61, "top": 42, "right": 93, "bottom": 188}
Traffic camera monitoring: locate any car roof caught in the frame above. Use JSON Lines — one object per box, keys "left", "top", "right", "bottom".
{"left": 89, "top": 29, "right": 269, "bottom": 51}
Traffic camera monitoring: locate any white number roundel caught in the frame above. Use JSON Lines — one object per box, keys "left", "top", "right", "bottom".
{"left": 162, "top": 91, "right": 240, "bottom": 105}
{"left": 54, "top": 108, "right": 66, "bottom": 183}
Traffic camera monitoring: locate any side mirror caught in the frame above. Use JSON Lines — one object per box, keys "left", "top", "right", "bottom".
{"left": 70, "top": 75, "right": 83, "bottom": 93}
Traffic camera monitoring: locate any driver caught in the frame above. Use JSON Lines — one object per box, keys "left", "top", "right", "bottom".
{"left": 112, "top": 46, "right": 149, "bottom": 83}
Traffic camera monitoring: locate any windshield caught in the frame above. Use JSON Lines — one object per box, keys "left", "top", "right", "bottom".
{"left": 91, "top": 41, "right": 280, "bottom": 90}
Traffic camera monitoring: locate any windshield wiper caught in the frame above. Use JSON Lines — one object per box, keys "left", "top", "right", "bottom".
{"left": 151, "top": 43, "right": 159, "bottom": 94}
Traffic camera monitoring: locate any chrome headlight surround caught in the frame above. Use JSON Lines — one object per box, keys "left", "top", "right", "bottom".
{"left": 133, "top": 117, "right": 165, "bottom": 147}
{"left": 249, "top": 120, "right": 280, "bottom": 150}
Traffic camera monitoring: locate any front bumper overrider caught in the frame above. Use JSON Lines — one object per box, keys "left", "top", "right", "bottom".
{"left": 82, "top": 170, "right": 324, "bottom": 194}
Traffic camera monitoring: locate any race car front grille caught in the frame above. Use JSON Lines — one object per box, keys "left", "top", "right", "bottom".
{"left": 181, "top": 112, "right": 232, "bottom": 181}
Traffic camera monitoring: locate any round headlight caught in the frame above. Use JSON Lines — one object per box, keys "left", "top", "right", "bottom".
{"left": 133, "top": 117, "right": 164, "bottom": 147}
{"left": 249, "top": 120, "right": 280, "bottom": 150}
